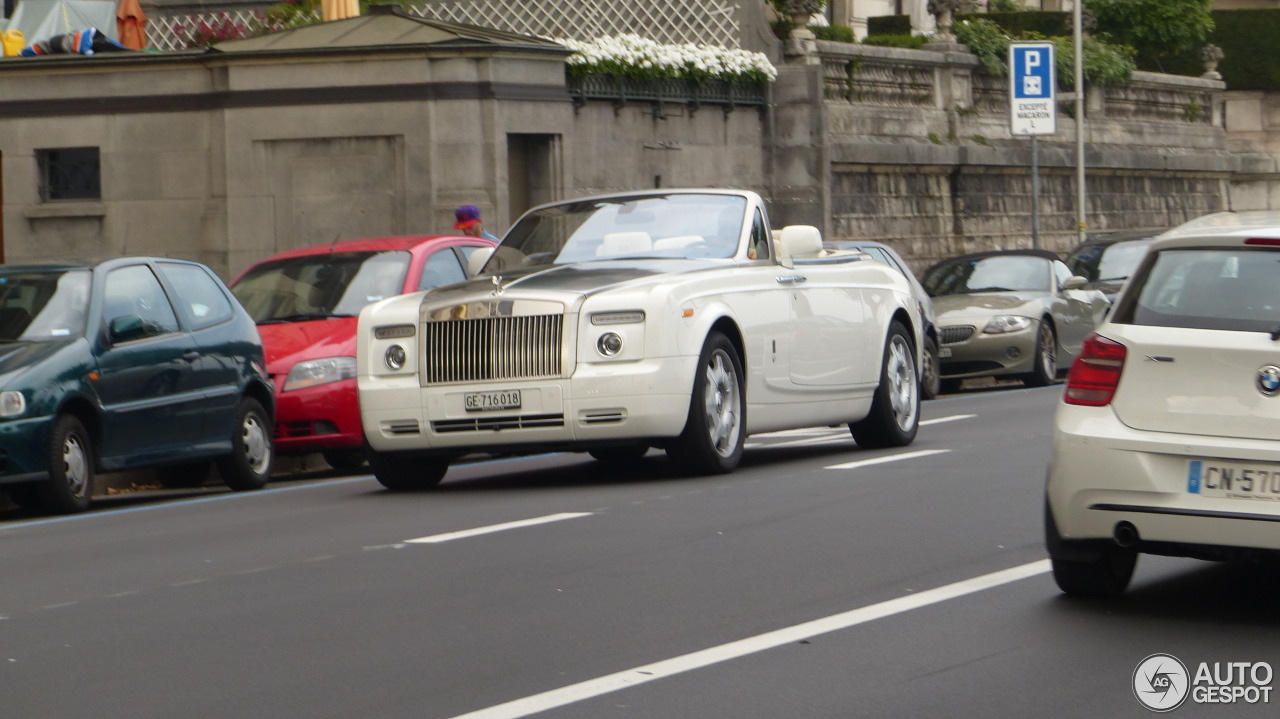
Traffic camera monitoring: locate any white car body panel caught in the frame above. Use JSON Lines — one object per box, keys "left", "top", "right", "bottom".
{"left": 356, "top": 189, "right": 921, "bottom": 456}
{"left": 1047, "top": 211, "right": 1280, "bottom": 561}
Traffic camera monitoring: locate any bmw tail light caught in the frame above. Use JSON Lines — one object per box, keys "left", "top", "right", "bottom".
{"left": 1064, "top": 334, "right": 1127, "bottom": 406}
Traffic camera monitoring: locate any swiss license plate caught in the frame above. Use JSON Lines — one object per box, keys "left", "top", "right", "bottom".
{"left": 1187, "top": 459, "right": 1280, "bottom": 501}
{"left": 464, "top": 389, "right": 522, "bottom": 412}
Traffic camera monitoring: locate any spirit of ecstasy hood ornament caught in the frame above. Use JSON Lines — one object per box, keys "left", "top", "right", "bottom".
{"left": 491, "top": 274, "right": 504, "bottom": 296}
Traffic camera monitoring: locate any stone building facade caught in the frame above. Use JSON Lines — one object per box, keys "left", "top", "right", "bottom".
{"left": 0, "top": 5, "right": 1267, "bottom": 280}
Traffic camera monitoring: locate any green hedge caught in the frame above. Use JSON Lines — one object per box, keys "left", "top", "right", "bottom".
{"left": 956, "top": 10, "right": 1069, "bottom": 37}
{"left": 1155, "top": 9, "right": 1280, "bottom": 90}
{"left": 867, "top": 14, "right": 910, "bottom": 37}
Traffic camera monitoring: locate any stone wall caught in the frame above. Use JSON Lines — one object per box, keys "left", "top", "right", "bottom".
{"left": 767, "top": 40, "right": 1241, "bottom": 272}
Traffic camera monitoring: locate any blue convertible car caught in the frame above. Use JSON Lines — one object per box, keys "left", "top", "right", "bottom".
{"left": 0, "top": 257, "right": 275, "bottom": 513}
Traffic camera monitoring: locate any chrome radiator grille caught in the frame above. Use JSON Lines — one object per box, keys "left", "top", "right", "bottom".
{"left": 425, "top": 314, "right": 563, "bottom": 384}
{"left": 940, "top": 325, "right": 976, "bottom": 344}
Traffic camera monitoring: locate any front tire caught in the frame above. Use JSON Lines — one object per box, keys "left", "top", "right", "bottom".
{"left": 850, "top": 321, "right": 919, "bottom": 449}
{"left": 920, "top": 334, "right": 941, "bottom": 401}
{"left": 666, "top": 331, "right": 745, "bottom": 475}
{"left": 217, "top": 398, "right": 273, "bottom": 491}
{"left": 37, "top": 414, "right": 94, "bottom": 514}
{"left": 1022, "top": 320, "right": 1057, "bottom": 387}
{"left": 369, "top": 451, "right": 449, "bottom": 491}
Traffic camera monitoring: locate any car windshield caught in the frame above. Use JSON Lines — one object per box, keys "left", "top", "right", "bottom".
{"left": 1118, "top": 248, "right": 1280, "bottom": 333}
{"left": 481, "top": 193, "right": 747, "bottom": 271}
{"left": 0, "top": 269, "right": 91, "bottom": 341}
{"left": 922, "top": 255, "right": 1049, "bottom": 297}
{"left": 1066, "top": 239, "right": 1153, "bottom": 282}
{"left": 231, "top": 251, "right": 409, "bottom": 323}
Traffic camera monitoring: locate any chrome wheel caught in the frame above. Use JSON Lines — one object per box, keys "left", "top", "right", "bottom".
{"left": 703, "top": 348, "right": 742, "bottom": 458}
{"left": 240, "top": 412, "right": 271, "bottom": 476}
{"left": 1037, "top": 322, "right": 1057, "bottom": 378}
{"left": 885, "top": 334, "right": 919, "bottom": 432}
{"left": 62, "top": 433, "right": 90, "bottom": 500}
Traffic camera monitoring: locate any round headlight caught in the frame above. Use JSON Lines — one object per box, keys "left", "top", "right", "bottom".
{"left": 384, "top": 344, "right": 406, "bottom": 370}
{"left": 596, "top": 332, "right": 623, "bottom": 357}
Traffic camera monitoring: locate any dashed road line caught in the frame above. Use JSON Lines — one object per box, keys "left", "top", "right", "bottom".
{"left": 405, "top": 512, "right": 593, "bottom": 544}
{"left": 824, "top": 448, "right": 951, "bottom": 470}
{"left": 920, "top": 414, "right": 976, "bottom": 426}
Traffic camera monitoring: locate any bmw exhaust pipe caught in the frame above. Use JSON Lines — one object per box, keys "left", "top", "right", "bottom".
{"left": 1113, "top": 521, "right": 1139, "bottom": 548}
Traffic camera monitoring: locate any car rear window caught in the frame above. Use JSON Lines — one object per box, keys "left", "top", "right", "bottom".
{"left": 1115, "top": 248, "right": 1280, "bottom": 332}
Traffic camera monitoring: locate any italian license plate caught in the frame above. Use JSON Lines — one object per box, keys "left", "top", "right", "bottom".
{"left": 1187, "top": 459, "right": 1280, "bottom": 501}
{"left": 937, "top": 347, "right": 952, "bottom": 359}
{"left": 464, "top": 389, "right": 521, "bottom": 412}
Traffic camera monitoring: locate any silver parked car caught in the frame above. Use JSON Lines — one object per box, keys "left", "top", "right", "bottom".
{"left": 922, "top": 249, "right": 1108, "bottom": 392}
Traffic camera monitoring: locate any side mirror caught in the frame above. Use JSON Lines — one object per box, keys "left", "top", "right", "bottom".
{"left": 108, "top": 314, "right": 146, "bottom": 343}
{"left": 468, "top": 247, "right": 495, "bottom": 276}
{"left": 1062, "top": 275, "right": 1088, "bottom": 291}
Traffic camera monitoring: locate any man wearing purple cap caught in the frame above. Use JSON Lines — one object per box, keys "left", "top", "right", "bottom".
{"left": 454, "top": 204, "right": 500, "bottom": 242}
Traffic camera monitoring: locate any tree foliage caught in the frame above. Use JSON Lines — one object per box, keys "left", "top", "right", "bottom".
{"left": 1086, "top": 0, "right": 1213, "bottom": 71}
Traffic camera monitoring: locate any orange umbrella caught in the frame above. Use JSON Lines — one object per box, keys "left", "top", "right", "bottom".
{"left": 116, "top": 0, "right": 147, "bottom": 50}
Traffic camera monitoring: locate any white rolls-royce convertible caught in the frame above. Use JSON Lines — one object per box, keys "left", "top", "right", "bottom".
{"left": 356, "top": 189, "right": 923, "bottom": 489}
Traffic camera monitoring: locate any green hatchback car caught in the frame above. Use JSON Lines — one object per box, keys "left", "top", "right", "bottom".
{"left": 0, "top": 257, "right": 275, "bottom": 514}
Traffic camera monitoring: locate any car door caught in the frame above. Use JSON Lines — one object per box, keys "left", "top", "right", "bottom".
{"left": 787, "top": 255, "right": 879, "bottom": 389}
{"left": 93, "top": 263, "right": 203, "bottom": 462}
{"left": 155, "top": 261, "right": 244, "bottom": 448}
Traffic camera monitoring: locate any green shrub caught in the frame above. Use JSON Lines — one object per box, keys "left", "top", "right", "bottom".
{"left": 861, "top": 33, "right": 927, "bottom": 50}
{"left": 812, "top": 24, "right": 856, "bottom": 44}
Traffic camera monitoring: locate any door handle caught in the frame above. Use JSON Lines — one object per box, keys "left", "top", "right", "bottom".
{"left": 182, "top": 351, "right": 200, "bottom": 362}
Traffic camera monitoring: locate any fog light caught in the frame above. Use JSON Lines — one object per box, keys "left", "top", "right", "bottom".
{"left": 384, "top": 344, "right": 406, "bottom": 370}
{"left": 1007, "top": 347, "right": 1021, "bottom": 359}
{"left": 596, "top": 332, "right": 623, "bottom": 356}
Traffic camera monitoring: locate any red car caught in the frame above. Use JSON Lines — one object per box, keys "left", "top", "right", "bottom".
{"left": 228, "top": 235, "right": 496, "bottom": 469}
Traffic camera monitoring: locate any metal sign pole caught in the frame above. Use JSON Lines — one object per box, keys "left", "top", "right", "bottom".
{"left": 1074, "top": 2, "right": 1086, "bottom": 245}
{"left": 1031, "top": 135, "right": 1040, "bottom": 249}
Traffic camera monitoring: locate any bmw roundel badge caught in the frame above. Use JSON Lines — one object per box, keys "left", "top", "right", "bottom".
{"left": 1259, "top": 366, "right": 1280, "bottom": 396}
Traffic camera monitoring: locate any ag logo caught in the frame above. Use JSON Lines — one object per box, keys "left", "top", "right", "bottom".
{"left": 1134, "top": 653, "right": 1190, "bottom": 712}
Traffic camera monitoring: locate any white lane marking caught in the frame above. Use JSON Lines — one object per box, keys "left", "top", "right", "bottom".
{"left": 824, "top": 448, "right": 950, "bottom": 470}
{"left": 920, "top": 414, "right": 976, "bottom": 426}
{"left": 745, "top": 432, "right": 846, "bottom": 449}
{"left": 448, "top": 560, "right": 1051, "bottom": 719}
{"left": 406, "top": 512, "right": 593, "bottom": 544}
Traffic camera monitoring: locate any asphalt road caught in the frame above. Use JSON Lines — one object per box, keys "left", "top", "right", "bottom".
{"left": 3, "top": 386, "right": 1279, "bottom": 718}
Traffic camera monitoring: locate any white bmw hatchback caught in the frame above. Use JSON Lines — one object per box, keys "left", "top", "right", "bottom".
{"left": 1046, "top": 211, "right": 1280, "bottom": 596}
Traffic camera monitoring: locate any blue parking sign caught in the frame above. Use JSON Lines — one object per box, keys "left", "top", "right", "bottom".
{"left": 1009, "top": 42, "right": 1056, "bottom": 135}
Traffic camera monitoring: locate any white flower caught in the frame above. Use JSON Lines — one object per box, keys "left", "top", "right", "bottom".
{"left": 556, "top": 34, "right": 776, "bottom": 83}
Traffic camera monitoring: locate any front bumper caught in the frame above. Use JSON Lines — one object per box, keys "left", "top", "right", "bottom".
{"left": 1046, "top": 403, "right": 1280, "bottom": 553}
{"left": 0, "top": 414, "right": 53, "bottom": 484}
{"left": 937, "top": 322, "right": 1038, "bottom": 379}
{"left": 361, "top": 355, "right": 697, "bottom": 453}
{"left": 272, "top": 377, "right": 364, "bottom": 454}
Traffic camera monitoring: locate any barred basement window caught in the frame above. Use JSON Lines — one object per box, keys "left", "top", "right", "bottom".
{"left": 37, "top": 148, "right": 101, "bottom": 201}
